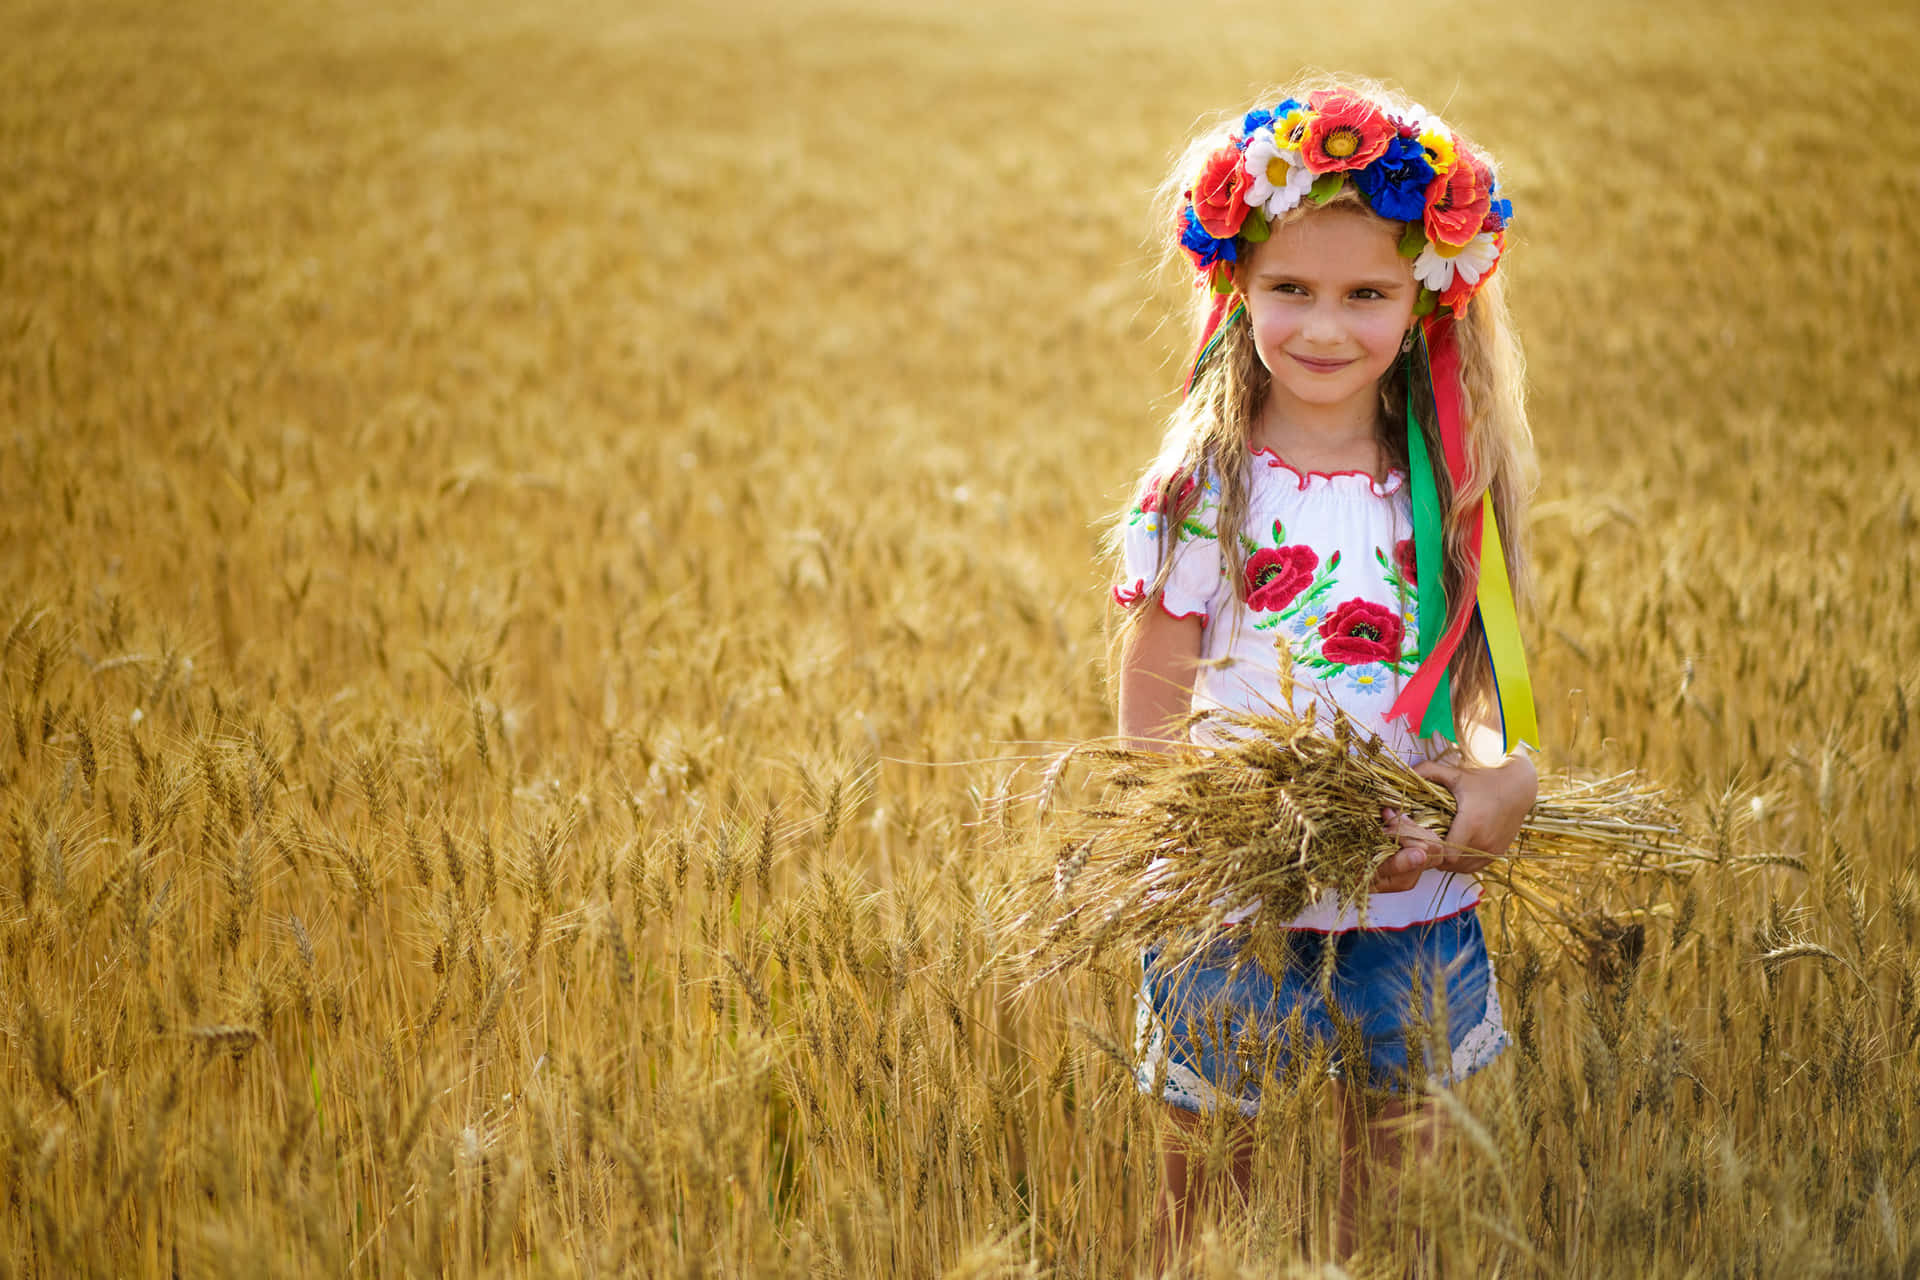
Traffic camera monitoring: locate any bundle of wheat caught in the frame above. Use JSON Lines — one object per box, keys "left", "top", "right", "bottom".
{"left": 1015, "top": 707, "right": 1716, "bottom": 991}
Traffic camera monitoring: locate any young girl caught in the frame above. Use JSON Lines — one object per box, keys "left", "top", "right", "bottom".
{"left": 1110, "top": 78, "right": 1541, "bottom": 1262}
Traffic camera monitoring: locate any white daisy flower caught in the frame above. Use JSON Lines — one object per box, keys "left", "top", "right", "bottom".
{"left": 1401, "top": 102, "right": 1446, "bottom": 138}
{"left": 1413, "top": 231, "right": 1500, "bottom": 292}
{"left": 1241, "top": 127, "right": 1315, "bottom": 218}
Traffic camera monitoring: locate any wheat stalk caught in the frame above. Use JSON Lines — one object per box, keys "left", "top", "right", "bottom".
{"left": 1009, "top": 706, "right": 1708, "bottom": 990}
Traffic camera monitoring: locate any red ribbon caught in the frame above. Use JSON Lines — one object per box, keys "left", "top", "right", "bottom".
{"left": 1384, "top": 313, "right": 1484, "bottom": 735}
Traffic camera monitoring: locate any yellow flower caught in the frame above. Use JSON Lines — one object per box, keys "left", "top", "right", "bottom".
{"left": 1418, "top": 127, "right": 1456, "bottom": 176}
{"left": 1277, "top": 106, "right": 1315, "bottom": 151}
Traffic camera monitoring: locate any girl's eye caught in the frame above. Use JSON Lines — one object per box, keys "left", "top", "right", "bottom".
{"left": 1271, "top": 282, "right": 1305, "bottom": 295}
{"left": 1352, "top": 288, "right": 1384, "bottom": 300}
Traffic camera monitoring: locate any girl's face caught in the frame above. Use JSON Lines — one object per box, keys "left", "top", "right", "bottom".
{"left": 1238, "top": 207, "right": 1419, "bottom": 425}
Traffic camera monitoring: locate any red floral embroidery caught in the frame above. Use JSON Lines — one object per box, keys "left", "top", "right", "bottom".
{"left": 1318, "top": 598, "right": 1405, "bottom": 664}
{"left": 1392, "top": 538, "right": 1419, "bottom": 586}
{"left": 1245, "top": 545, "right": 1318, "bottom": 612}
{"left": 1140, "top": 472, "right": 1199, "bottom": 515}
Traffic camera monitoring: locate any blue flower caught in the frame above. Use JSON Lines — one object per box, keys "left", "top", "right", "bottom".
{"left": 1243, "top": 98, "right": 1302, "bottom": 139}
{"left": 1485, "top": 196, "right": 1514, "bottom": 231}
{"left": 1179, "top": 207, "right": 1239, "bottom": 268}
{"left": 1354, "top": 134, "right": 1436, "bottom": 223}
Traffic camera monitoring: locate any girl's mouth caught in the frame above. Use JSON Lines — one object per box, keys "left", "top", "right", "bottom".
{"left": 1289, "top": 353, "right": 1354, "bottom": 374}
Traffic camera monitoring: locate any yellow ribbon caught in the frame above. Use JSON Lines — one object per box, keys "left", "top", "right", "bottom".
{"left": 1474, "top": 492, "right": 1539, "bottom": 751}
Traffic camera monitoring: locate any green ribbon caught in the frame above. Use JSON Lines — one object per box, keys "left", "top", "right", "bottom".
{"left": 1403, "top": 344, "right": 1456, "bottom": 741}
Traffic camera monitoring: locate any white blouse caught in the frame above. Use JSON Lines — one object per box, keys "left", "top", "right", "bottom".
{"left": 1116, "top": 444, "right": 1479, "bottom": 931}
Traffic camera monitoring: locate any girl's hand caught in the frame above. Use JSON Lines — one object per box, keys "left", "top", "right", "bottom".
{"left": 1411, "top": 752, "right": 1539, "bottom": 875}
{"left": 1374, "top": 809, "right": 1445, "bottom": 893}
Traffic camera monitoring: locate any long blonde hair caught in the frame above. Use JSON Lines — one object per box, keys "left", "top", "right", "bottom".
{"left": 1108, "top": 77, "right": 1536, "bottom": 735}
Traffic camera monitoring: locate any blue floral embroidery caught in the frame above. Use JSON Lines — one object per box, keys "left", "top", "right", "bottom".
{"left": 1340, "top": 662, "right": 1393, "bottom": 696}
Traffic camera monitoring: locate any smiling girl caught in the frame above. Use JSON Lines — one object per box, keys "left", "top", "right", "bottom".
{"left": 1109, "top": 79, "right": 1541, "bottom": 1262}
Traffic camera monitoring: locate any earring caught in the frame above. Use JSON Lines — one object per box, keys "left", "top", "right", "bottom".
{"left": 1400, "top": 329, "right": 1415, "bottom": 355}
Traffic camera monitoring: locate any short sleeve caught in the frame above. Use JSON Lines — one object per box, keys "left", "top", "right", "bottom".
{"left": 1112, "top": 469, "right": 1226, "bottom": 624}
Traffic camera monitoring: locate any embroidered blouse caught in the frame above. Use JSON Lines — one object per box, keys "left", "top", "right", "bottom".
{"left": 1115, "top": 444, "right": 1479, "bottom": 932}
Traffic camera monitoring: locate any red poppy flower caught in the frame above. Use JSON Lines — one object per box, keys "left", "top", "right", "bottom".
{"left": 1244, "top": 545, "right": 1318, "bottom": 612}
{"left": 1392, "top": 538, "right": 1419, "bottom": 586}
{"left": 1423, "top": 148, "right": 1494, "bottom": 247}
{"left": 1140, "top": 472, "right": 1199, "bottom": 515}
{"left": 1188, "top": 145, "right": 1252, "bottom": 240}
{"left": 1318, "top": 598, "right": 1405, "bottom": 664}
{"left": 1300, "top": 90, "right": 1395, "bottom": 174}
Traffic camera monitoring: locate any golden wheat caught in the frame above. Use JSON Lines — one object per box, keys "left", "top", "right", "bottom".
{"left": 1005, "top": 706, "right": 1704, "bottom": 993}
{"left": 2, "top": 0, "right": 1918, "bottom": 1274}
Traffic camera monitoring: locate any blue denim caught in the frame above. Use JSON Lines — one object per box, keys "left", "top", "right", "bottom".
{"left": 1135, "top": 906, "right": 1506, "bottom": 1113}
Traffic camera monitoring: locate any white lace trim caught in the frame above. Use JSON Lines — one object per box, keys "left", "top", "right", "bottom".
{"left": 1133, "top": 979, "right": 1260, "bottom": 1117}
{"left": 1429, "top": 941, "right": 1508, "bottom": 1088}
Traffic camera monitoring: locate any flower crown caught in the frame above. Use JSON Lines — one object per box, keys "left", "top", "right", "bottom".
{"left": 1178, "top": 87, "right": 1514, "bottom": 316}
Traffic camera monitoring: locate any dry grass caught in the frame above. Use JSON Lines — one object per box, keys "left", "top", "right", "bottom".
{"left": 2, "top": 0, "right": 1918, "bottom": 1274}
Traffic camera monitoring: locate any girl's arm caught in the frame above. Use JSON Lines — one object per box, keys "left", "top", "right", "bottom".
{"left": 1115, "top": 609, "right": 1204, "bottom": 751}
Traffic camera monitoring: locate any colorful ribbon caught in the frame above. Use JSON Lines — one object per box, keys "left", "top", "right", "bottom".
{"left": 1400, "top": 371, "right": 1456, "bottom": 739}
{"left": 1384, "top": 315, "right": 1539, "bottom": 751}
{"left": 1475, "top": 489, "right": 1538, "bottom": 749}
{"left": 1182, "top": 295, "right": 1245, "bottom": 396}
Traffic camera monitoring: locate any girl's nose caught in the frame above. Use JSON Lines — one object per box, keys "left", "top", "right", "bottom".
{"left": 1300, "top": 305, "right": 1343, "bottom": 345}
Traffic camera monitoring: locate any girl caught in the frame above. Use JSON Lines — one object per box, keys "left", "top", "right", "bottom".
{"left": 1110, "top": 79, "right": 1541, "bottom": 1263}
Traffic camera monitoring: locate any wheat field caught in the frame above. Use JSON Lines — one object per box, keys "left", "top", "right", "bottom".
{"left": 3, "top": 0, "right": 1918, "bottom": 1274}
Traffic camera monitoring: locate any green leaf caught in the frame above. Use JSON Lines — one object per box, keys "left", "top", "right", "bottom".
{"left": 1413, "top": 288, "right": 1437, "bottom": 318}
{"left": 1308, "top": 172, "right": 1345, "bottom": 205}
{"left": 1239, "top": 209, "right": 1270, "bottom": 243}
{"left": 1398, "top": 221, "right": 1428, "bottom": 259}
{"left": 1272, "top": 518, "right": 1284, "bottom": 545}
{"left": 1238, "top": 532, "right": 1260, "bottom": 556}
{"left": 1180, "top": 519, "right": 1217, "bottom": 541}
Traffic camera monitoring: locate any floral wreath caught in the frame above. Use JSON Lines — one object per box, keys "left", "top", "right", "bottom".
{"left": 1177, "top": 87, "right": 1513, "bottom": 317}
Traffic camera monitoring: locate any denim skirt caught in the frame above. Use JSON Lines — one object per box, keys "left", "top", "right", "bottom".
{"left": 1134, "top": 905, "right": 1507, "bottom": 1114}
